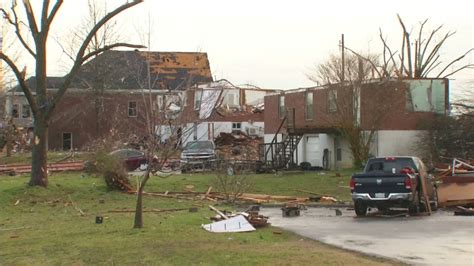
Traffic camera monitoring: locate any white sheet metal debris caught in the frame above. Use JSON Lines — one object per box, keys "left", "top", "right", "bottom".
{"left": 202, "top": 215, "right": 256, "bottom": 233}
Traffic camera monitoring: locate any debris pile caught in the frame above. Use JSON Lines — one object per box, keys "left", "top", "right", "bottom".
{"left": 134, "top": 188, "right": 338, "bottom": 205}
{"left": 436, "top": 158, "right": 474, "bottom": 208}
{"left": 203, "top": 205, "right": 269, "bottom": 232}
{"left": 214, "top": 132, "right": 262, "bottom": 161}
{"left": 0, "top": 161, "right": 84, "bottom": 175}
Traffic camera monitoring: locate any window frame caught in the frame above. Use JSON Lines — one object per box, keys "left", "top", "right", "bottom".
{"left": 328, "top": 89, "right": 337, "bottom": 113}
{"left": 128, "top": 101, "right": 137, "bottom": 117}
{"left": 194, "top": 90, "right": 202, "bottom": 110}
{"left": 278, "top": 95, "right": 285, "bottom": 119}
{"left": 305, "top": 91, "right": 314, "bottom": 120}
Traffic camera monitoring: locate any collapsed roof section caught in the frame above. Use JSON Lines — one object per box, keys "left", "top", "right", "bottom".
{"left": 195, "top": 79, "right": 279, "bottom": 120}
{"left": 75, "top": 50, "right": 213, "bottom": 91}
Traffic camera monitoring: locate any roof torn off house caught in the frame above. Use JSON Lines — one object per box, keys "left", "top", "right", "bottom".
{"left": 178, "top": 80, "right": 279, "bottom": 153}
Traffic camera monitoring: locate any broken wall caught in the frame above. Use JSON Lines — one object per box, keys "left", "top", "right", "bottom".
{"left": 405, "top": 79, "right": 447, "bottom": 114}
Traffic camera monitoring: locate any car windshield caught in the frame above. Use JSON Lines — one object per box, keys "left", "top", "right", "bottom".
{"left": 366, "top": 158, "right": 417, "bottom": 174}
{"left": 184, "top": 141, "right": 214, "bottom": 151}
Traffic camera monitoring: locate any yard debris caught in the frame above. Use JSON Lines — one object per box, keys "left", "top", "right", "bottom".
{"left": 137, "top": 190, "right": 338, "bottom": 205}
{"left": 214, "top": 132, "right": 262, "bottom": 161}
{"left": 202, "top": 215, "right": 256, "bottom": 233}
{"left": 436, "top": 158, "right": 474, "bottom": 207}
{"left": 68, "top": 195, "right": 86, "bottom": 216}
{"left": 0, "top": 161, "right": 84, "bottom": 175}
{"left": 281, "top": 203, "right": 305, "bottom": 217}
{"left": 454, "top": 206, "right": 474, "bottom": 216}
{"left": 108, "top": 208, "right": 187, "bottom": 213}
{"left": 104, "top": 171, "right": 134, "bottom": 192}
{"left": 206, "top": 205, "right": 269, "bottom": 230}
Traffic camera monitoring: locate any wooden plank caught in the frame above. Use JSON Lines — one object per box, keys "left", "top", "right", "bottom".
{"left": 208, "top": 205, "right": 229, "bottom": 219}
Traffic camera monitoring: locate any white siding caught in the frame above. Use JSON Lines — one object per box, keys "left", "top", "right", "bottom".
{"left": 375, "top": 130, "right": 426, "bottom": 158}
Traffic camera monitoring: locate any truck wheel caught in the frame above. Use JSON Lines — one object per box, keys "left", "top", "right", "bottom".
{"left": 408, "top": 191, "right": 420, "bottom": 214}
{"left": 354, "top": 202, "right": 367, "bottom": 216}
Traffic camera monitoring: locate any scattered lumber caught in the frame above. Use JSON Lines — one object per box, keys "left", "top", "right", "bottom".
{"left": 68, "top": 196, "right": 85, "bottom": 216}
{"left": 108, "top": 208, "right": 187, "bottom": 213}
{"left": 454, "top": 206, "right": 474, "bottom": 216}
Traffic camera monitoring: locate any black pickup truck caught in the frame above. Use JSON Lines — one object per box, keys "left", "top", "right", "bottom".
{"left": 350, "top": 156, "right": 438, "bottom": 216}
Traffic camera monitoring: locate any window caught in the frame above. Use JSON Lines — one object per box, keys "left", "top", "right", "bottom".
{"left": 12, "top": 104, "right": 19, "bottom": 118}
{"left": 157, "top": 95, "right": 165, "bottom": 111}
{"left": 62, "top": 133, "right": 72, "bottom": 151}
{"left": 328, "top": 90, "right": 337, "bottom": 112}
{"left": 128, "top": 101, "right": 137, "bottom": 117}
{"left": 22, "top": 104, "right": 31, "bottom": 118}
{"left": 232, "top": 122, "right": 242, "bottom": 131}
{"left": 278, "top": 95, "right": 285, "bottom": 119}
{"left": 336, "top": 148, "right": 342, "bottom": 161}
{"left": 194, "top": 90, "right": 202, "bottom": 110}
{"left": 305, "top": 92, "right": 314, "bottom": 120}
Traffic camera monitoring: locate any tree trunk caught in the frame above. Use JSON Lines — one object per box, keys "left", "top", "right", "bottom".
{"left": 29, "top": 118, "right": 48, "bottom": 187}
{"left": 133, "top": 186, "right": 144, "bottom": 228}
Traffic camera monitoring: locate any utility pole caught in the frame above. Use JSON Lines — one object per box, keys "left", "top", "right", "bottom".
{"left": 341, "top": 34, "right": 345, "bottom": 82}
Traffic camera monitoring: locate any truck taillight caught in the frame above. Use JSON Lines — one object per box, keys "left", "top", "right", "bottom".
{"left": 349, "top": 178, "right": 355, "bottom": 190}
{"left": 405, "top": 177, "right": 412, "bottom": 190}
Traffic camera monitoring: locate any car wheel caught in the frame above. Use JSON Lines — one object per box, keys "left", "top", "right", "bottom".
{"left": 408, "top": 191, "right": 420, "bottom": 214}
{"left": 354, "top": 202, "right": 367, "bottom": 216}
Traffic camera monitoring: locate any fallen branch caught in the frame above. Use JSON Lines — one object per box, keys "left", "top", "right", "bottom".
{"left": 68, "top": 195, "right": 85, "bottom": 216}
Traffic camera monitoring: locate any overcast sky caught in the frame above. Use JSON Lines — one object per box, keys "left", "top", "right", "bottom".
{"left": 3, "top": 0, "right": 474, "bottom": 90}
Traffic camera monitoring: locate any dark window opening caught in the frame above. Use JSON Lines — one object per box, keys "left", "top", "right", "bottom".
{"left": 336, "top": 148, "right": 342, "bottom": 161}
{"left": 63, "top": 133, "right": 72, "bottom": 151}
{"left": 128, "top": 101, "right": 137, "bottom": 117}
{"left": 22, "top": 104, "right": 31, "bottom": 118}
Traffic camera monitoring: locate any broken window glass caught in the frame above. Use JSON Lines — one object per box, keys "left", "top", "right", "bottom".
{"left": 406, "top": 80, "right": 445, "bottom": 114}
{"left": 194, "top": 90, "right": 202, "bottom": 110}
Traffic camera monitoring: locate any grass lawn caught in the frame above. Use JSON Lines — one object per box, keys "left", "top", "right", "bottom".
{"left": 0, "top": 172, "right": 399, "bottom": 265}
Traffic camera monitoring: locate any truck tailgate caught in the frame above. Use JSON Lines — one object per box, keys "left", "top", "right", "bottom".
{"left": 352, "top": 173, "right": 410, "bottom": 196}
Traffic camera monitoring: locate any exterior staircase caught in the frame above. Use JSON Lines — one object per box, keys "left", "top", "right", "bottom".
{"left": 259, "top": 108, "right": 303, "bottom": 171}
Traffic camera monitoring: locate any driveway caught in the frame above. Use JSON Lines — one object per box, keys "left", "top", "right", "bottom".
{"left": 261, "top": 207, "right": 474, "bottom": 265}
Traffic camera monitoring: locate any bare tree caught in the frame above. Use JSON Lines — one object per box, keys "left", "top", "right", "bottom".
{"left": 378, "top": 15, "right": 474, "bottom": 79}
{"left": 0, "top": 0, "right": 144, "bottom": 187}
{"left": 309, "top": 53, "right": 402, "bottom": 167}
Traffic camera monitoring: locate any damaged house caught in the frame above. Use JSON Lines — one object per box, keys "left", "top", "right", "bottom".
{"left": 173, "top": 80, "right": 278, "bottom": 160}
{"left": 5, "top": 50, "right": 213, "bottom": 150}
{"left": 262, "top": 78, "right": 449, "bottom": 170}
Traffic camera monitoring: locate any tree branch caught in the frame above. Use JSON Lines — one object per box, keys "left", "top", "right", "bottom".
{"left": 0, "top": 52, "right": 38, "bottom": 115}
{"left": 437, "top": 48, "right": 474, "bottom": 78}
{"left": 46, "top": 0, "right": 143, "bottom": 119}
{"left": 0, "top": 5, "right": 36, "bottom": 57}
{"left": 397, "top": 14, "right": 412, "bottom": 78}
{"left": 22, "top": 0, "right": 39, "bottom": 38}
{"left": 442, "top": 64, "right": 474, "bottom": 78}
{"left": 46, "top": 0, "right": 63, "bottom": 34}
{"left": 343, "top": 46, "right": 382, "bottom": 79}
{"left": 81, "top": 43, "right": 146, "bottom": 64}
